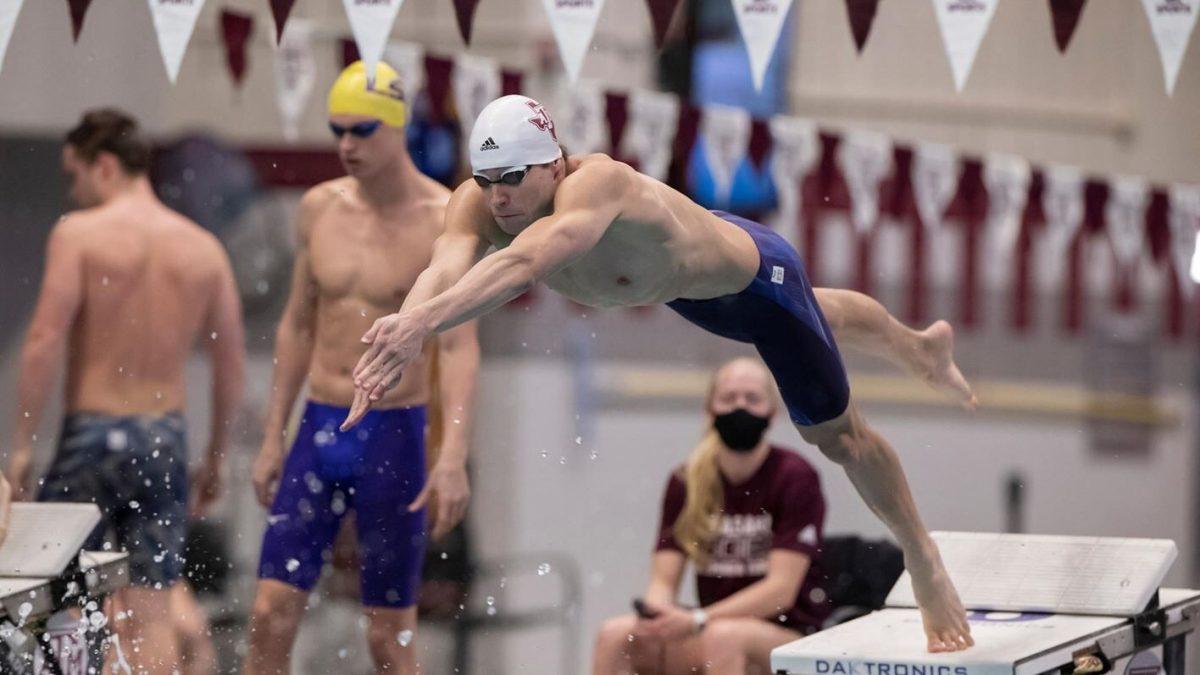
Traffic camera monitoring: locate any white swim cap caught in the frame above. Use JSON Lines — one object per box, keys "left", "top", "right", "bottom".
{"left": 469, "top": 95, "right": 563, "bottom": 172}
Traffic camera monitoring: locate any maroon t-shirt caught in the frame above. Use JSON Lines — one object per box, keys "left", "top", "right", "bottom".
{"left": 656, "top": 446, "right": 831, "bottom": 633}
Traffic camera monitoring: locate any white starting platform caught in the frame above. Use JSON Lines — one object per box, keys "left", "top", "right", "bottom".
{"left": 0, "top": 503, "right": 130, "bottom": 674}
{"left": 772, "top": 532, "right": 1200, "bottom": 675}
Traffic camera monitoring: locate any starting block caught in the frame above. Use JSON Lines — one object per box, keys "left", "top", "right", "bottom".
{"left": 0, "top": 503, "right": 130, "bottom": 674}
{"left": 772, "top": 532, "right": 1199, "bottom": 675}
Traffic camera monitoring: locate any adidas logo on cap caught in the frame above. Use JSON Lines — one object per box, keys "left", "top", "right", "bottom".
{"left": 479, "top": 137, "right": 499, "bottom": 151}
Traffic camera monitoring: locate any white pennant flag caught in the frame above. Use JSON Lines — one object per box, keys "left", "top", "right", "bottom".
{"left": 931, "top": 0, "right": 999, "bottom": 91}
{"left": 148, "top": 0, "right": 206, "bottom": 84}
{"left": 1104, "top": 176, "right": 1150, "bottom": 268}
{"left": 559, "top": 81, "right": 609, "bottom": 155}
{"left": 621, "top": 89, "right": 679, "bottom": 182}
{"left": 1169, "top": 184, "right": 1200, "bottom": 292}
{"left": 384, "top": 41, "right": 426, "bottom": 122}
{"left": 700, "top": 105, "right": 752, "bottom": 204}
{"left": 730, "top": 0, "right": 795, "bottom": 92}
{"left": 912, "top": 142, "right": 960, "bottom": 230}
{"left": 541, "top": 0, "right": 606, "bottom": 84}
{"left": 0, "top": 0, "right": 25, "bottom": 76}
{"left": 1140, "top": 0, "right": 1198, "bottom": 96}
{"left": 769, "top": 116, "right": 819, "bottom": 221}
{"left": 836, "top": 130, "right": 894, "bottom": 236}
{"left": 342, "top": 0, "right": 406, "bottom": 80}
{"left": 274, "top": 19, "right": 317, "bottom": 142}
{"left": 982, "top": 153, "right": 1030, "bottom": 286}
{"left": 1041, "top": 164, "right": 1086, "bottom": 263}
{"left": 453, "top": 53, "right": 501, "bottom": 145}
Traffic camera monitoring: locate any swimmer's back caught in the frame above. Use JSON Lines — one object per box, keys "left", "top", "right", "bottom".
{"left": 63, "top": 195, "right": 234, "bottom": 416}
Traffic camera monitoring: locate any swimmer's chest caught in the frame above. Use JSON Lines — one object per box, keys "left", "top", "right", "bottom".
{"left": 308, "top": 209, "right": 438, "bottom": 305}
{"left": 535, "top": 218, "right": 676, "bottom": 305}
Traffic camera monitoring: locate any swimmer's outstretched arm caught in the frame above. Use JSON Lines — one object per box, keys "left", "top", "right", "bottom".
{"left": 7, "top": 219, "right": 85, "bottom": 498}
{"left": 344, "top": 164, "right": 626, "bottom": 430}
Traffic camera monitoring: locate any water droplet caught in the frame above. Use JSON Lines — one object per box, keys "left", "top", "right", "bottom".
{"left": 338, "top": 648, "right": 348, "bottom": 659}
{"left": 210, "top": 332, "right": 218, "bottom": 340}
{"left": 574, "top": 436, "right": 582, "bottom": 444}
{"left": 537, "top": 563, "right": 551, "bottom": 576}
{"left": 589, "top": 450, "right": 599, "bottom": 461}
{"left": 360, "top": 309, "right": 368, "bottom": 317}
{"left": 397, "top": 630, "right": 413, "bottom": 647}
{"left": 286, "top": 559, "right": 300, "bottom": 573}
{"left": 101, "top": 276, "right": 109, "bottom": 286}
{"left": 440, "top": 552, "right": 448, "bottom": 560}
{"left": 485, "top": 596, "right": 497, "bottom": 617}
{"left": 129, "top": 501, "right": 140, "bottom": 510}
{"left": 17, "top": 602, "right": 32, "bottom": 622}
{"left": 559, "top": 456, "right": 566, "bottom": 465}
{"left": 539, "top": 450, "right": 548, "bottom": 459}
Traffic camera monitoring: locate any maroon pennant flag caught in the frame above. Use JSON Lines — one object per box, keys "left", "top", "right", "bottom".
{"left": 453, "top": 0, "right": 481, "bottom": 45}
{"left": 501, "top": 69, "right": 523, "bottom": 96}
{"left": 1047, "top": 0, "right": 1087, "bottom": 53}
{"left": 667, "top": 102, "right": 701, "bottom": 192}
{"left": 844, "top": 0, "right": 879, "bottom": 53}
{"left": 221, "top": 10, "right": 254, "bottom": 88}
{"left": 747, "top": 119, "right": 772, "bottom": 170}
{"left": 1012, "top": 172, "right": 1044, "bottom": 332}
{"left": 423, "top": 55, "right": 454, "bottom": 124}
{"left": 270, "top": 0, "right": 296, "bottom": 45}
{"left": 605, "top": 92, "right": 630, "bottom": 158}
{"left": 646, "top": 0, "right": 684, "bottom": 49}
{"left": 67, "top": 0, "right": 92, "bottom": 42}
{"left": 341, "top": 38, "right": 359, "bottom": 68}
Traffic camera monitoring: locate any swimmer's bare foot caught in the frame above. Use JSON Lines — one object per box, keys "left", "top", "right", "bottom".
{"left": 913, "top": 320, "right": 977, "bottom": 410}
{"left": 907, "top": 549, "right": 974, "bottom": 653}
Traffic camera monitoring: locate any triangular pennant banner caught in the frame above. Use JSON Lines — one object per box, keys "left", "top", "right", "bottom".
{"left": 452, "top": 53, "right": 501, "bottom": 142}
{"left": 1141, "top": 0, "right": 1198, "bottom": 96}
{"left": 342, "top": 0, "right": 406, "bottom": 80}
{"left": 270, "top": 0, "right": 296, "bottom": 44}
{"left": 982, "top": 153, "right": 1030, "bottom": 286}
{"left": 699, "top": 104, "right": 752, "bottom": 204}
{"left": 384, "top": 41, "right": 426, "bottom": 122}
{"left": 274, "top": 18, "right": 316, "bottom": 141}
{"left": 768, "top": 115, "right": 819, "bottom": 249}
{"left": 67, "top": 0, "right": 93, "bottom": 42}
{"left": 1047, "top": 0, "right": 1086, "bottom": 52}
{"left": 1041, "top": 164, "right": 1085, "bottom": 262}
{"left": 836, "top": 129, "right": 894, "bottom": 235}
{"left": 1168, "top": 184, "right": 1200, "bottom": 293}
{"left": 453, "top": 0, "right": 481, "bottom": 44}
{"left": 1104, "top": 176, "right": 1150, "bottom": 268}
{"left": 621, "top": 89, "right": 679, "bottom": 182}
{"left": 148, "top": 0, "right": 206, "bottom": 84}
{"left": 912, "top": 141, "right": 961, "bottom": 230}
{"left": 646, "top": 0, "right": 684, "bottom": 49}
{"left": 561, "top": 81, "right": 610, "bottom": 155}
{"left": 541, "top": 0, "right": 606, "bottom": 84}
{"left": 0, "top": 0, "right": 26, "bottom": 75}
{"left": 844, "top": 0, "right": 880, "bottom": 53}
{"left": 220, "top": 10, "right": 254, "bottom": 88}
{"left": 731, "top": 0, "right": 795, "bottom": 91}
{"left": 931, "top": 0, "right": 999, "bottom": 91}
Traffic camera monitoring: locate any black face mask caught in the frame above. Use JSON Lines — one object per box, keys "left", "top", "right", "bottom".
{"left": 712, "top": 408, "right": 770, "bottom": 453}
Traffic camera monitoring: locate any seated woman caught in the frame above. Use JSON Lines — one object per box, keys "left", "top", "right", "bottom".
{"left": 593, "top": 357, "right": 832, "bottom": 675}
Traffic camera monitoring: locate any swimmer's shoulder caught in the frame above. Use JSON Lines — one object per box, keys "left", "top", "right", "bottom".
{"left": 446, "top": 179, "right": 499, "bottom": 238}
{"left": 561, "top": 154, "right": 635, "bottom": 201}
{"left": 295, "top": 178, "right": 352, "bottom": 238}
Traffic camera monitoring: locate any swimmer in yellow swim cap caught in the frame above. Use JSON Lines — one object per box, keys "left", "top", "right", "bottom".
{"left": 326, "top": 60, "right": 410, "bottom": 177}
{"left": 241, "top": 60, "right": 481, "bottom": 675}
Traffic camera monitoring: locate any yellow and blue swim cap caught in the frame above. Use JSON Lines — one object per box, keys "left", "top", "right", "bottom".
{"left": 327, "top": 60, "right": 407, "bottom": 127}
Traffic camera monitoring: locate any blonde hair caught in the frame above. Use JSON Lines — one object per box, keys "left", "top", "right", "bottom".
{"left": 672, "top": 358, "right": 776, "bottom": 564}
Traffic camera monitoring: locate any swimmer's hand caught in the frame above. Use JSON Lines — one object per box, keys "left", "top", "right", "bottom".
{"left": 342, "top": 311, "right": 428, "bottom": 431}
{"left": 251, "top": 443, "right": 285, "bottom": 508}
{"left": 189, "top": 457, "right": 222, "bottom": 518}
{"left": 410, "top": 461, "right": 470, "bottom": 540}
